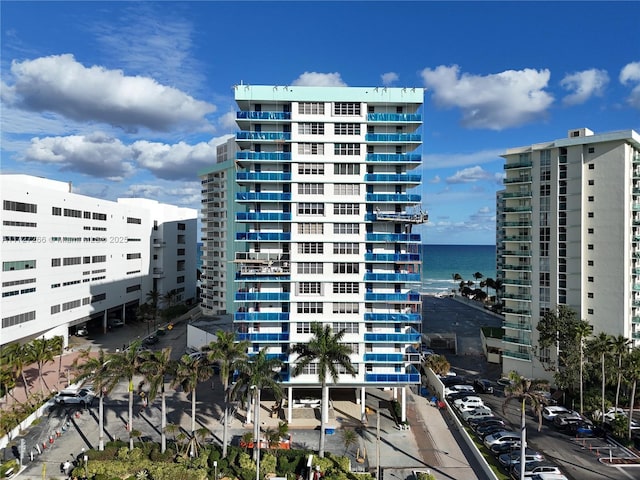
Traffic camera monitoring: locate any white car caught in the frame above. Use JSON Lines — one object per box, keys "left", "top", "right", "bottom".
{"left": 484, "top": 430, "right": 521, "bottom": 449}
{"left": 54, "top": 387, "right": 95, "bottom": 407}
{"left": 510, "top": 462, "right": 562, "bottom": 479}
{"left": 528, "top": 474, "right": 569, "bottom": 480}
{"left": 461, "top": 407, "right": 494, "bottom": 421}
{"left": 444, "top": 384, "right": 474, "bottom": 396}
{"left": 455, "top": 398, "right": 486, "bottom": 412}
{"left": 603, "top": 407, "right": 626, "bottom": 421}
{"left": 454, "top": 395, "right": 484, "bottom": 409}
{"left": 542, "top": 406, "right": 574, "bottom": 421}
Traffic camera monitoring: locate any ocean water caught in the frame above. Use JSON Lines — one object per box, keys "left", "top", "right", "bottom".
{"left": 420, "top": 244, "right": 496, "bottom": 295}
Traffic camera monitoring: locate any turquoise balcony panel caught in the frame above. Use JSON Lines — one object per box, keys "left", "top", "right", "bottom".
{"left": 365, "top": 233, "right": 421, "bottom": 243}
{"left": 236, "top": 232, "right": 291, "bottom": 241}
{"left": 236, "top": 332, "right": 290, "bottom": 342}
{"left": 363, "top": 353, "right": 404, "bottom": 362}
{"left": 366, "top": 153, "right": 421, "bottom": 163}
{"left": 236, "top": 192, "right": 292, "bottom": 202}
{"left": 236, "top": 172, "right": 291, "bottom": 182}
{"left": 365, "top": 366, "right": 420, "bottom": 383}
{"left": 365, "top": 133, "right": 421, "bottom": 142}
{"left": 367, "top": 113, "right": 422, "bottom": 122}
{"left": 503, "top": 336, "right": 532, "bottom": 346}
{"left": 234, "top": 312, "right": 290, "bottom": 322}
{"left": 364, "top": 292, "right": 421, "bottom": 302}
{"left": 366, "top": 194, "right": 421, "bottom": 203}
{"left": 236, "top": 111, "right": 291, "bottom": 120}
{"left": 236, "top": 131, "right": 291, "bottom": 141}
{"left": 503, "top": 264, "right": 531, "bottom": 271}
{"left": 363, "top": 273, "right": 421, "bottom": 282}
{"left": 364, "top": 174, "right": 421, "bottom": 183}
{"left": 236, "top": 152, "right": 292, "bottom": 161}
{"left": 364, "top": 313, "right": 422, "bottom": 322}
{"left": 235, "top": 273, "right": 290, "bottom": 282}
{"left": 502, "top": 293, "right": 532, "bottom": 301}
{"left": 236, "top": 212, "right": 291, "bottom": 222}
{"left": 364, "top": 253, "right": 421, "bottom": 262}
{"left": 502, "top": 278, "right": 532, "bottom": 286}
{"left": 235, "top": 292, "right": 290, "bottom": 302}
{"left": 503, "top": 322, "right": 532, "bottom": 331}
{"left": 504, "top": 207, "right": 532, "bottom": 213}
{"left": 364, "top": 332, "right": 422, "bottom": 343}
{"left": 502, "top": 191, "right": 532, "bottom": 198}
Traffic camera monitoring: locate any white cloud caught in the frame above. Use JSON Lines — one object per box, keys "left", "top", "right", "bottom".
{"left": 5, "top": 54, "right": 216, "bottom": 132}
{"left": 381, "top": 72, "right": 399, "bottom": 86}
{"left": 446, "top": 166, "right": 494, "bottom": 184}
{"left": 422, "top": 148, "right": 504, "bottom": 169}
{"left": 23, "top": 132, "right": 135, "bottom": 181}
{"left": 620, "top": 61, "right": 640, "bottom": 109}
{"left": 420, "top": 65, "right": 553, "bottom": 130}
{"left": 560, "top": 69, "right": 609, "bottom": 105}
{"left": 125, "top": 180, "right": 202, "bottom": 208}
{"left": 292, "top": 72, "right": 347, "bottom": 87}
{"left": 218, "top": 110, "right": 239, "bottom": 132}
{"left": 429, "top": 175, "right": 441, "bottom": 184}
{"left": 131, "top": 138, "right": 219, "bottom": 180}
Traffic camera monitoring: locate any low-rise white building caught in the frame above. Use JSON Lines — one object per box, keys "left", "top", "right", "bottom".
{"left": 1, "top": 174, "right": 197, "bottom": 348}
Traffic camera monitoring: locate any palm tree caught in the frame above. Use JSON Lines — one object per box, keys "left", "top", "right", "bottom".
{"left": 163, "top": 289, "right": 178, "bottom": 309}
{"left": 232, "top": 348, "right": 284, "bottom": 461}
{"left": 452, "top": 273, "right": 462, "bottom": 294}
{"left": 0, "top": 363, "right": 17, "bottom": 406}
{"left": 575, "top": 321, "right": 593, "bottom": 415}
{"left": 103, "top": 339, "right": 143, "bottom": 449}
{"left": 502, "top": 372, "right": 549, "bottom": 480}
{"left": 612, "top": 335, "right": 632, "bottom": 412}
{"left": 73, "top": 348, "right": 120, "bottom": 451}
{"left": 26, "top": 337, "right": 56, "bottom": 395}
{"left": 138, "top": 347, "right": 175, "bottom": 453}
{"left": 146, "top": 289, "right": 161, "bottom": 330}
{"left": 423, "top": 354, "right": 451, "bottom": 376}
{"left": 206, "top": 330, "right": 249, "bottom": 458}
{"left": 472, "top": 271, "right": 483, "bottom": 283}
{"left": 625, "top": 347, "right": 640, "bottom": 440}
{"left": 49, "top": 335, "right": 65, "bottom": 385}
{"left": 3, "top": 343, "right": 30, "bottom": 401}
{"left": 291, "top": 323, "right": 356, "bottom": 458}
{"left": 587, "top": 332, "right": 613, "bottom": 422}
{"left": 172, "top": 354, "right": 214, "bottom": 437}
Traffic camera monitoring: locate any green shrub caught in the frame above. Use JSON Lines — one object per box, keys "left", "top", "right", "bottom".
{"left": 415, "top": 472, "right": 436, "bottom": 480}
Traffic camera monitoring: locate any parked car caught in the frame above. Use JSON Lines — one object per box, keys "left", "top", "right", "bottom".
{"left": 453, "top": 396, "right": 485, "bottom": 410}
{"left": 441, "top": 376, "right": 467, "bottom": 387}
{"left": 477, "top": 423, "right": 511, "bottom": 439}
{"left": 108, "top": 318, "right": 125, "bottom": 328}
{"left": 473, "top": 379, "right": 494, "bottom": 394}
{"left": 446, "top": 391, "right": 475, "bottom": 402}
{"left": 462, "top": 407, "right": 494, "bottom": 421}
{"left": 528, "top": 474, "right": 569, "bottom": 480}
{"left": 498, "top": 449, "right": 545, "bottom": 469}
{"left": 566, "top": 420, "right": 604, "bottom": 437}
{"left": 484, "top": 430, "right": 521, "bottom": 449}
{"left": 542, "top": 406, "right": 574, "bottom": 421}
{"left": 144, "top": 334, "right": 159, "bottom": 346}
{"left": 510, "top": 462, "right": 562, "bottom": 479}
{"left": 444, "top": 384, "right": 475, "bottom": 396}
{"left": 490, "top": 440, "right": 521, "bottom": 456}
{"left": 553, "top": 411, "right": 583, "bottom": 429}
{"left": 471, "top": 417, "right": 506, "bottom": 432}
{"left": 75, "top": 326, "right": 88, "bottom": 336}
{"left": 603, "top": 407, "right": 627, "bottom": 421}
{"left": 54, "top": 387, "right": 95, "bottom": 407}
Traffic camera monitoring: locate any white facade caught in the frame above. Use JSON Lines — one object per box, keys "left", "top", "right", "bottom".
{"left": 1, "top": 174, "right": 197, "bottom": 348}
{"left": 232, "top": 85, "right": 426, "bottom": 392}
{"left": 499, "top": 128, "right": 640, "bottom": 380}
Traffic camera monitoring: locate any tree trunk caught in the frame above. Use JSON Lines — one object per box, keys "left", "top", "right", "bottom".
{"left": 128, "top": 381, "right": 134, "bottom": 450}
{"left": 629, "top": 379, "right": 637, "bottom": 441}
{"left": 99, "top": 394, "right": 104, "bottom": 451}
{"left": 222, "top": 384, "right": 229, "bottom": 458}
{"left": 519, "top": 398, "right": 527, "bottom": 480}
{"left": 601, "top": 353, "right": 605, "bottom": 423}
{"left": 191, "top": 390, "right": 197, "bottom": 436}
{"left": 161, "top": 388, "right": 167, "bottom": 453}
{"left": 579, "top": 340, "right": 584, "bottom": 415}
{"left": 616, "top": 356, "right": 623, "bottom": 412}
{"left": 319, "top": 382, "right": 328, "bottom": 458}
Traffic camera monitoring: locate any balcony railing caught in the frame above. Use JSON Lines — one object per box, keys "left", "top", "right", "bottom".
{"left": 502, "top": 250, "right": 531, "bottom": 257}
{"left": 364, "top": 253, "right": 421, "bottom": 262}
{"left": 365, "top": 133, "right": 421, "bottom": 142}
{"left": 366, "top": 153, "right": 421, "bottom": 162}
{"left": 364, "top": 331, "right": 421, "bottom": 343}
{"left": 503, "top": 308, "right": 532, "bottom": 315}
{"left": 503, "top": 322, "right": 532, "bottom": 331}
{"left": 366, "top": 193, "right": 421, "bottom": 203}
{"left": 503, "top": 236, "right": 532, "bottom": 242}
{"left": 503, "top": 221, "right": 532, "bottom": 227}
{"left": 502, "top": 191, "right": 532, "bottom": 198}
{"left": 366, "top": 233, "right": 421, "bottom": 243}
{"left": 235, "top": 292, "right": 290, "bottom": 301}
{"left": 236, "top": 131, "right": 291, "bottom": 141}
{"left": 236, "top": 213, "right": 291, "bottom": 222}
{"left": 367, "top": 113, "right": 422, "bottom": 122}
{"left": 236, "top": 152, "right": 292, "bottom": 161}
{"left": 362, "top": 353, "right": 404, "bottom": 362}
{"left": 364, "top": 292, "right": 421, "bottom": 302}
{"left": 504, "top": 206, "right": 532, "bottom": 213}
{"left": 236, "top": 232, "right": 290, "bottom": 241}
{"left": 363, "top": 272, "right": 421, "bottom": 282}
{"left": 364, "top": 313, "right": 422, "bottom": 322}
{"left": 364, "top": 174, "right": 421, "bottom": 183}
{"left": 365, "top": 365, "right": 420, "bottom": 383}
{"left": 234, "top": 312, "right": 290, "bottom": 322}
{"left": 236, "top": 172, "right": 291, "bottom": 182}
{"left": 502, "top": 350, "right": 532, "bottom": 362}
{"left": 236, "top": 111, "right": 291, "bottom": 120}
{"left": 236, "top": 332, "right": 290, "bottom": 342}
{"left": 504, "top": 161, "right": 533, "bottom": 170}
{"left": 236, "top": 192, "right": 291, "bottom": 202}
{"left": 502, "top": 278, "right": 532, "bottom": 286}
{"left": 503, "top": 336, "right": 532, "bottom": 346}
{"left": 504, "top": 177, "right": 532, "bottom": 184}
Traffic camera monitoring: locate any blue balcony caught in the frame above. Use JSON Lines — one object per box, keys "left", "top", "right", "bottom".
{"left": 504, "top": 176, "right": 532, "bottom": 184}
{"left": 367, "top": 113, "right": 422, "bottom": 123}
{"left": 366, "top": 153, "right": 421, "bottom": 163}
{"left": 365, "top": 233, "right": 421, "bottom": 243}
{"left": 236, "top": 131, "right": 291, "bottom": 141}
{"left": 364, "top": 332, "right": 422, "bottom": 343}
{"left": 363, "top": 272, "right": 421, "bottom": 282}
{"left": 236, "top": 212, "right": 291, "bottom": 222}
{"left": 236, "top": 332, "right": 290, "bottom": 342}
{"left": 504, "top": 161, "right": 533, "bottom": 170}
{"left": 236, "top": 232, "right": 291, "bottom": 241}
{"left": 363, "top": 353, "right": 404, "bottom": 362}
{"left": 365, "top": 133, "right": 421, "bottom": 142}
{"left": 235, "top": 292, "right": 290, "bottom": 302}
{"left": 234, "top": 312, "right": 290, "bottom": 322}
{"left": 365, "top": 365, "right": 420, "bottom": 383}
{"left": 236, "top": 111, "right": 291, "bottom": 120}
{"left": 364, "top": 174, "right": 421, "bottom": 183}
{"left": 364, "top": 313, "right": 422, "bottom": 323}
{"left": 366, "top": 193, "right": 421, "bottom": 203}
{"left": 236, "top": 172, "right": 291, "bottom": 182}
{"left": 235, "top": 273, "right": 290, "bottom": 281}
{"left": 364, "top": 292, "right": 421, "bottom": 303}
{"left": 236, "top": 152, "right": 292, "bottom": 161}
{"left": 364, "top": 253, "right": 421, "bottom": 262}
{"left": 236, "top": 192, "right": 292, "bottom": 202}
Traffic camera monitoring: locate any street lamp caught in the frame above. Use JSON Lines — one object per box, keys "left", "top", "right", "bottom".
{"left": 83, "top": 454, "right": 88, "bottom": 478}
{"left": 214, "top": 460, "right": 218, "bottom": 480}
{"left": 250, "top": 385, "right": 261, "bottom": 480}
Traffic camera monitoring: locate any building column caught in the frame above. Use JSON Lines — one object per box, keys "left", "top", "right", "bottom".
{"left": 102, "top": 310, "right": 108, "bottom": 334}
{"left": 121, "top": 304, "right": 126, "bottom": 324}
{"left": 360, "top": 387, "right": 366, "bottom": 421}
{"left": 287, "top": 387, "right": 293, "bottom": 423}
{"left": 401, "top": 386, "right": 407, "bottom": 423}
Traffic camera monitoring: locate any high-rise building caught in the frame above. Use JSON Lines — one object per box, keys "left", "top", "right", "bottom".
{"left": 231, "top": 84, "right": 426, "bottom": 420}
{"left": 499, "top": 128, "right": 640, "bottom": 380}
{"left": 1, "top": 174, "right": 197, "bottom": 348}
{"left": 199, "top": 137, "right": 240, "bottom": 315}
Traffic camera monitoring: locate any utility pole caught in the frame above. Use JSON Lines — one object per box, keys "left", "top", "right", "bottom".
{"left": 376, "top": 405, "right": 381, "bottom": 480}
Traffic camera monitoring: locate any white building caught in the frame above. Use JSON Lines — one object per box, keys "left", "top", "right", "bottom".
{"left": 499, "top": 128, "right": 640, "bottom": 380}
{"left": 1, "top": 174, "right": 197, "bottom": 348}
{"left": 231, "top": 85, "right": 426, "bottom": 421}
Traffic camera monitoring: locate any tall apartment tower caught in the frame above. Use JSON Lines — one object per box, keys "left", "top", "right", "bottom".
{"left": 232, "top": 85, "right": 426, "bottom": 419}
{"left": 500, "top": 128, "right": 640, "bottom": 380}
{"left": 199, "top": 137, "right": 240, "bottom": 315}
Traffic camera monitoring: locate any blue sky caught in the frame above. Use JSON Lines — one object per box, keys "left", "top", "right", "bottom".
{"left": 2, "top": 1, "right": 639, "bottom": 245}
